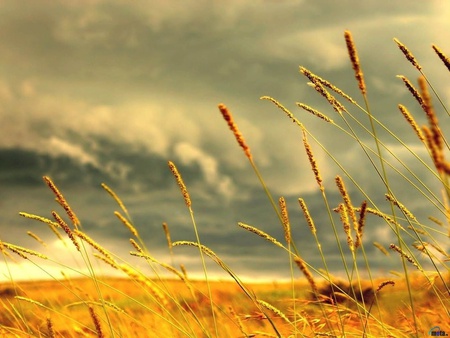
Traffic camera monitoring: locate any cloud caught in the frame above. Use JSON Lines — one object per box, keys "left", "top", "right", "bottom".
{"left": 174, "top": 142, "right": 235, "bottom": 199}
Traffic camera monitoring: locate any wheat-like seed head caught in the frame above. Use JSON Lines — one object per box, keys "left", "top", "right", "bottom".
{"left": 385, "top": 194, "right": 417, "bottom": 222}
{"left": 162, "top": 222, "right": 172, "bottom": 251}
{"left": 256, "top": 300, "right": 291, "bottom": 324}
{"left": 303, "top": 130, "right": 324, "bottom": 191}
{"left": 237, "top": 222, "right": 284, "bottom": 249}
{"left": 47, "top": 316, "right": 55, "bottom": 338}
{"left": 432, "top": 44, "right": 450, "bottom": 71}
{"left": 180, "top": 264, "right": 188, "bottom": 280}
{"left": 218, "top": 103, "right": 252, "bottom": 159}
{"left": 74, "top": 230, "right": 113, "bottom": 261}
{"left": 27, "top": 231, "right": 47, "bottom": 247}
{"left": 296, "top": 102, "right": 333, "bottom": 123}
{"left": 309, "top": 81, "right": 345, "bottom": 114}
{"left": 376, "top": 280, "right": 395, "bottom": 293}
{"left": 43, "top": 176, "right": 80, "bottom": 228}
{"left": 355, "top": 200, "right": 367, "bottom": 249}
{"left": 15, "top": 296, "right": 46, "bottom": 307}
{"left": 298, "top": 198, "right": 316, "bottom": 234}
{"left": 3, "top": 242, "right": 48, "bottom": 260}
{"left": 88, "top": 305, "right": 104, "bottom": 338}
{"left": 373, "top": 242, "right": 389, "bottom": 256}
{"left": 389, "top": 244, "right": 420, "bottom": 270}
{"left": 418, "top": 76, "right": 443, "bottom": 151}
{"left": 101, "top": 183, "right": 129, "bottom": 217}
{"left": 398, "top": 104, "right": 425, "bottom": 142}
{"left": 93, "top": 253, "right": 119, "bottom": 269}
{"left": 114, "top": 211, "right": 138, "bottom": 237}
{"left": 168, "top": 161, "right": 192, "bottom": 208}
{"left": 361, "top": 207, "right": 406, "bottom": 232}
{"left": 279, "top": 197, "right": 291, "bottom": 244}
{"left": 52, "top": 211, "right": 80, "bottom": 252}
{"left": 344, "top": 30, "right": 366, "bottom": 95}
{"left": 129, "top": 238, "right": 143, "bottom": 253}
{"left": 299, "top": 67, "right": 356, "bottom": 104}
{"left": 335, "top": 176, "right": 358, "bottom": 231}
{"left": 19, "top": 212, "right": 61, "bottom": 229}
{"left": 294, "top": 256, "right": 317, "bottom": 294}
{"left": 393, "top": 38, "right": 422, "bottom": 71}
{"left": 260, "top": 96, "right": 303, "bottom": 128}
{"left": 423, "top": 125, "right": 445, "bottom": 173}
{"left": 336, "top": 203, "right": 354, "bottom": 252}
{"left": 397, "top": 75, "right": 427, "bottom": 112}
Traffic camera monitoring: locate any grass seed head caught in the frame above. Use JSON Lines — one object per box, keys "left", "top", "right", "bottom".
{"left": 432, "top": 44, "right": 450, "bottom": 71}
{"left": 398, "top": 104, "right": 425, "bottom": 142}
{"left": 344, "top": 30, "right": 366, "bottom": 95}
{"left": 218, "top": 103, "right": 252, "bottom": 159}
{"left": 52, "top": 211, "right": 80, "bottom": 252}
{"left": 43, "top": 176, "right": 80, "bottom": 228}
{"left": 279, "top": 197, "right": 291, "bottom": 244}
{"left": 298, "top": 198, "right": 316, "bottom": 234}
{"left": 114, "top": 211, "right": 138, "bottom": 237}
{"left": 303, "top": 130, "right": 324, "bottom": 191}
{"left": 394, "top": 38, "right": 422, "bottom": 71}
{"left": 168, "top": 161, "right": 192, "bottom": 208}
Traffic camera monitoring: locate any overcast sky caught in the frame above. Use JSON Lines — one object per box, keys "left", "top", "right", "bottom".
{"left": 0, "top": 1, "right": 449, "bottom": 282}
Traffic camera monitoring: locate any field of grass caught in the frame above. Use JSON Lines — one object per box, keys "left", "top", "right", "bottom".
{"left": 0, "top": 31, "right": 449, "bottom": 337}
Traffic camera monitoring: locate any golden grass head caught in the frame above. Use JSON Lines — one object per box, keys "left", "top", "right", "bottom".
{"left": 294, "top": 256, "right": 317, "bottom": 294}
{"left": 218, "top": 103, "right": 252, "bottom": 159}
{"left": 168, "top": 161, "right": 192, "bottom": 208}
{"left": 344, "top": 30, "right": 366, "bottom": 95}
{"left": 52, "top": 211, "right": 80, "bottom": 252}
{"left": 398, "top": 104, "right": 425, "bottom": 142}
{"left": 298, "top": 198, "right": 316, "bottom": 234}
{"left": 303, "top": 130, "right": 324, "bottom": 191}
{"left": 432, "top": 44, "right": 450, "bottom": 71}
{"left": 88, "top": 305, "right": 104, "bottom": 338}
{"left": 355, "top": 200, "right": 367, "bottom": 249}
{"left": 114, "top": 211, "right": 138, "bottom": 237}
{"left": 397, "top": 75, "right": 427, "bottom": 112}
{"left": 296, "top": 102, "right": 333, "bottom": 123}
{"left": 237, "top": 222, "right": 284, "bottom": 249}
{"left": 43, "top": 176, "right": 80, "bottom": 228}
{"left": 278, "top": 196, "right": 291, "bottom": 244}
{"left": 389, "top": 243, "right": 420, "bottom": 270}
{"left": 393, "top": 38, "right": 422, "bottom": 71}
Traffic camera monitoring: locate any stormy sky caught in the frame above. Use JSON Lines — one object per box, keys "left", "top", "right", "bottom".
{"left": 0, "top": 1, "right": 449, "bottom": 282}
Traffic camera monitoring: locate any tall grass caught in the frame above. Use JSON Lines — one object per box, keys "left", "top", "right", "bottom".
{"left": 0, "top": 31, "right": 449, "bottom": 337}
